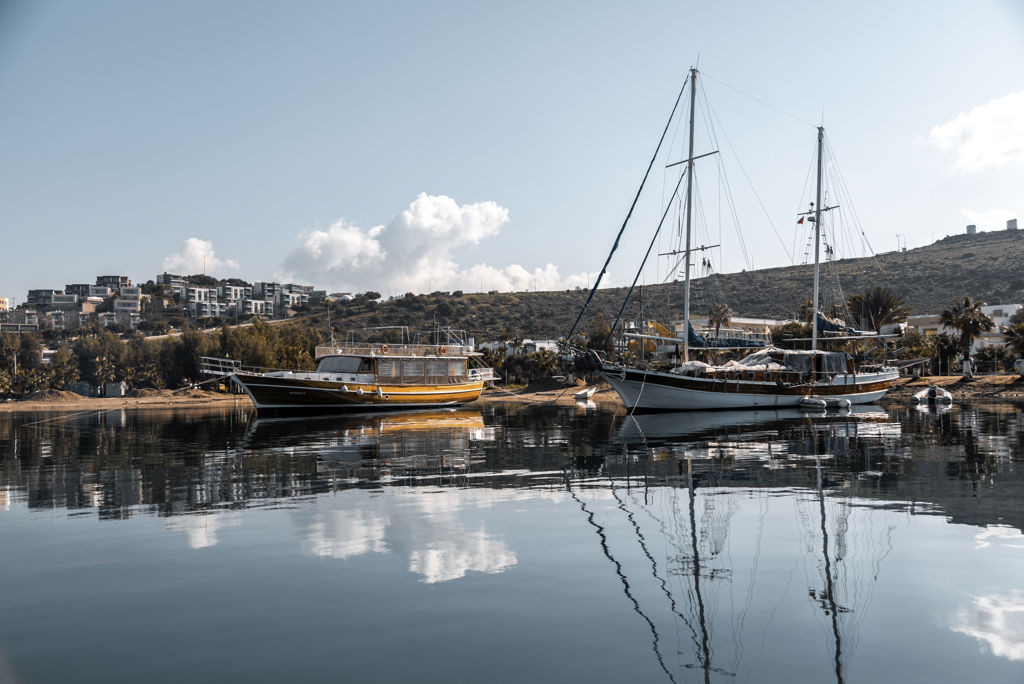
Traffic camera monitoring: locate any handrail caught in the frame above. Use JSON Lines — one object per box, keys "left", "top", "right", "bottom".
{"left": 315, "top": 344, "right": 474, "bottom": 358}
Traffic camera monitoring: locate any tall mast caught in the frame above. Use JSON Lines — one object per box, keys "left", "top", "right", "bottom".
{"left": 683, "top": 67, "right": 697, "bottom": 363}
{"left": 811, "top": 126, "right": 824, "bottom": 353}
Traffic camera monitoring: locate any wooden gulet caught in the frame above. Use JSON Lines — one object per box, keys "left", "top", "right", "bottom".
{"left": 218, "top": 342, "right": 496, "bottom": 415}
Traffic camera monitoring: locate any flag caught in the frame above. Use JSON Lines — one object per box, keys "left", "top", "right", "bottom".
{"left": 797, "top": 216, "right": 805, "bottom": 224}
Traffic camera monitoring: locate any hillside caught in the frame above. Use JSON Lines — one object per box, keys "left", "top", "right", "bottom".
{"left": 304, "top": 229, "right": 1024, "bottom": 341}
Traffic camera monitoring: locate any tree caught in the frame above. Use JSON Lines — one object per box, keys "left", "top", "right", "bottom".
{"left": 846, "top": 286, "right": 911, "bottom": 332}
{"left": 708, "top": 303, "right": 732, "bottom": 339}
{"left": 797, "top": 299, "right": 815, "bottom": 324}
{"left": 897, "top": 329, "right": 931, "bottom": 360}
{"left": 14, "top": 333, "right": 43, "bottom": 376}
{"left": 974, "top": 344, "right": 1012, "bottom": 372}
{"left": 1003, "top": 322, "right": 1024, "bottom": 363}
{"left": 930, "top": 333, "right": 959, "bottom": 376}
{"left": 587, "top": 314, "right": 613, "bottom": 354}
{"left": 939, "top": 296, "right": 994, "bottom": 378}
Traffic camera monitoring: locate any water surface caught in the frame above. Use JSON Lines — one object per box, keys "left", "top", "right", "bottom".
{"left": 2, "top": 402, "right": 1023, "bottom": 683}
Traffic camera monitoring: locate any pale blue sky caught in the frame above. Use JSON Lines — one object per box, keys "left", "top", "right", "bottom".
{"left": 2, "top": 0, "right": 1023, "bottom": 302}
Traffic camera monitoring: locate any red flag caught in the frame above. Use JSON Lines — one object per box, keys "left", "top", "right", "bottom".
{"left": 797, "top": 216, "right": 805, "bottom": 224}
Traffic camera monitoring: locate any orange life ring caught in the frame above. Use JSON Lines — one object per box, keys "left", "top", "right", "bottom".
{"left": 380, "top": 344, "right": 389, "bottom": 355}
{"left": 438, "top": 345, "right": 447, "bottom": 355}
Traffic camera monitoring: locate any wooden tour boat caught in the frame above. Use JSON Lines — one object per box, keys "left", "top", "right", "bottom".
{"left": 208, "top": 342, "right": 495, "bottom": 416}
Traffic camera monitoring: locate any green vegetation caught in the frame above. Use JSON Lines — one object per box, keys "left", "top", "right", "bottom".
{"left": 939, "top": 296, "right": 994, "bottom": 379}
{"left": 846, "top": 286, "right": 910, "bottom": 331}
{"left": 708, "top": 303, "right": 732, "bottom": 338}
{"left": 0, "top": 321, "right": 323, "bottom": 397}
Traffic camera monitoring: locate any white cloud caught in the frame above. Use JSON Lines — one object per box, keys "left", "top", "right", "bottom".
{"left": 161, "top": 237, "right": 239, "bottom": 275}
{"left": 280, "top": 193, "right": 601, "bottom": 294}
{"left": 960, "top": 208, "right": 1019, "bottom": 231}
{"left": 928, "top": 90, "right": 1024, "bottom": 172}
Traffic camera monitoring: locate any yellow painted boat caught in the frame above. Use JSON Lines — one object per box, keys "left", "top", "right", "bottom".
{"left": 227, "top": 342, "right": 495, "bottom": 416}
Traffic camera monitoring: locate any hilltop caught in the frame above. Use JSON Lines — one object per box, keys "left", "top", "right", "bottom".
{"left": 301, "top": 229, "right": 1024, "bottom": 341}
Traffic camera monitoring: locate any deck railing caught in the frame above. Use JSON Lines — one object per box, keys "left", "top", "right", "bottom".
{"left": 314, "top": 343, "right": 472, "bottom": 358}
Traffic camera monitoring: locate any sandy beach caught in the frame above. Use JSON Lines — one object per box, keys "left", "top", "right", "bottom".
{"left": 1, "top": 374, "right": 1021, "bottom": 413}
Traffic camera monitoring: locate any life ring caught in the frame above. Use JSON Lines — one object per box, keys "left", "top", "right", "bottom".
{"left": 438, "top": 345, "right": 447, "bottom": 355}
{"left": 380, "top": 344, "right": 389, "bottom": 355}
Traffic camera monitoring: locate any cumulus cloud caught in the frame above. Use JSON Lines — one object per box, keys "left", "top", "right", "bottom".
{"left": 928, "top": 90, "right": 1024, "bottom": 172}
{"left": 279, "top": 193, "right": 599, "bottom": 294}
{"left": 960, "top": 208, "right": 1019, "bottom": 231}
{"left": 161, "top": 237, "right": 239, "bottom": 275}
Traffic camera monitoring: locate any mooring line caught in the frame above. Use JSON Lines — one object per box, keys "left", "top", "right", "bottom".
{"left": 20, "top": 407, "right": 121, "bottom": 429}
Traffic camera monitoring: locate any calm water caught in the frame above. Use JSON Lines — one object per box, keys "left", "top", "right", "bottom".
{"left": 2, "top": 401, "right": 1024, "bottom": 683}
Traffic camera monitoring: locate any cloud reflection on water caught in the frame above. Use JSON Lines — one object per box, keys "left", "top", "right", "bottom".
{"left": 951, "top": 591, "right": 1024, "bottom": 662}
{"left": 292, "top": 488, "right": 564, "bottom": 583}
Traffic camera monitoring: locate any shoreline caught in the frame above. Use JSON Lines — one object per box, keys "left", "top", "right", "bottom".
{"left": 1, "top": 375, "right": 1022, "bottom": 414}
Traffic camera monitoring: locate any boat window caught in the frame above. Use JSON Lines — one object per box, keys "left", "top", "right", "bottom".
{"left": 317, "top": 356, "right": 361, "bottom": 373}
{"left": 378, "top": 360, "right": 398, "bottom": 377}
{"left": 403, "top": 360, "right": 424, "bottom": 379}
{"left": 358, "top": 358, "right": 375, "bottom": 373}
{"left": 448, "top": 361, "right": 466, "bottom": 377}
{"left": 427, "top": 360, "right": 446, "bottom": 377}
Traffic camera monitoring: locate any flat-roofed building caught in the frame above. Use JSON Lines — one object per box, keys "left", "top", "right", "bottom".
{"left": 243, "top": 299, "right": 270, "bottom": 316}
{"left": 113, "top": 286, "right": 142, "bottom": 313}
{"left": 27, "top": 289, "right": 61, "bottom": 307}
{"left": 96, "top": 275, "right": 131, "bottom": 289}
{"left": 65, "top": 283, "right": 94, "bottom": 298}
{"left": 51, "top": 293, "right": 78, "bottom": 309}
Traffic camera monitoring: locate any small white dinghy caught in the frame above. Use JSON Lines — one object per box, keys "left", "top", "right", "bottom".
{"left": 800, "top": 396, "right": 851, "bottom": 411}
{"left": 911, "top": 385, "right": 953, "bottom": 405}
{"left": 574, "top": 386, "right": 596, "bottom": 401}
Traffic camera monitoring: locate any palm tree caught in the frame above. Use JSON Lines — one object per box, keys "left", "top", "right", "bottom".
{"left": 708, "top": 303, "right": 732, "bottom": 339}
{"left": 846, "top": 286, "right": 911, "bottom": 332}
{"left": 939, "top": 296, "right": 994, "bottom": 378}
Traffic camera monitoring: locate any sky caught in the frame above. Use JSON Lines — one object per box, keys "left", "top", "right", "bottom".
{"left": 2, "top": 0, "right": 1023, "bottom": 304}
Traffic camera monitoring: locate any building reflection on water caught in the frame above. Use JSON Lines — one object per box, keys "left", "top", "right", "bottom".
{"left": 1, "top": 403, "right": 1023, "bottom": 526}
{"left": 2, "top": 402, "right": 1023, "bottom": 564}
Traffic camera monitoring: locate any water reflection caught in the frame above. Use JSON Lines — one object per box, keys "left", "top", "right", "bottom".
{"left": 2, "top": 402, "right": 1024, "bottom": 682}
{"left": 289, "top": 488, "right": 535, "bottom": 583}
{"left": 952, "top": 591, "right": 1024, "bottom": 662}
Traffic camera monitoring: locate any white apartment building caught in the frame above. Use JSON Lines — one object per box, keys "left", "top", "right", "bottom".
{"left": 113, "top": 286, "right": 142, "bottom": 313}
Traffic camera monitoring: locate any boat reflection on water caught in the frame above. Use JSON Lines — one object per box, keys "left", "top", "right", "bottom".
{"left": 614, "top": 406, "right": 896, "bottom": 457}
{"left": 579, "top": 406, "right": 910, "bottom": 683}
{"left": 242, "top": 408, "right": 492, "bottom": 478}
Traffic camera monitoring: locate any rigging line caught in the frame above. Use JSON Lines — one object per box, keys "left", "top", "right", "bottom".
{"left": 822, "top": 137, "right": 889, "bottom": 286}
{"left": 568, "top": 487, "right": 680, "bottom": 684}
{"left": 603, "top": 169, "right": 688, "bottom": 349}
{"left": 794, "top": 142, "right": 817, "bottom": 267}
{"left": 565, "top": 74, "right": 690, "bottom": 342}
{"left": 609, "top": 476, "right": 698, "bottom": 649}
{"left": 700, "top": 81, "right": 793, "bottom": 265}
{"left": 695, "top": 85, "right": 752, "bottom": 271}
{"left": 700, "top": 70, "right": 818, "bottom": 129}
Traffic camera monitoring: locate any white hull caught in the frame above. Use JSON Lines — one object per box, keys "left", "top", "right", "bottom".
{"left": 603, "top": 367, "right": 898, "bottom": 411}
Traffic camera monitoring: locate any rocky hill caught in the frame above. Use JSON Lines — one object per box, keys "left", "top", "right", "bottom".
{"left": 307, "top": 229, "right": 1024, "bottom": 341}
